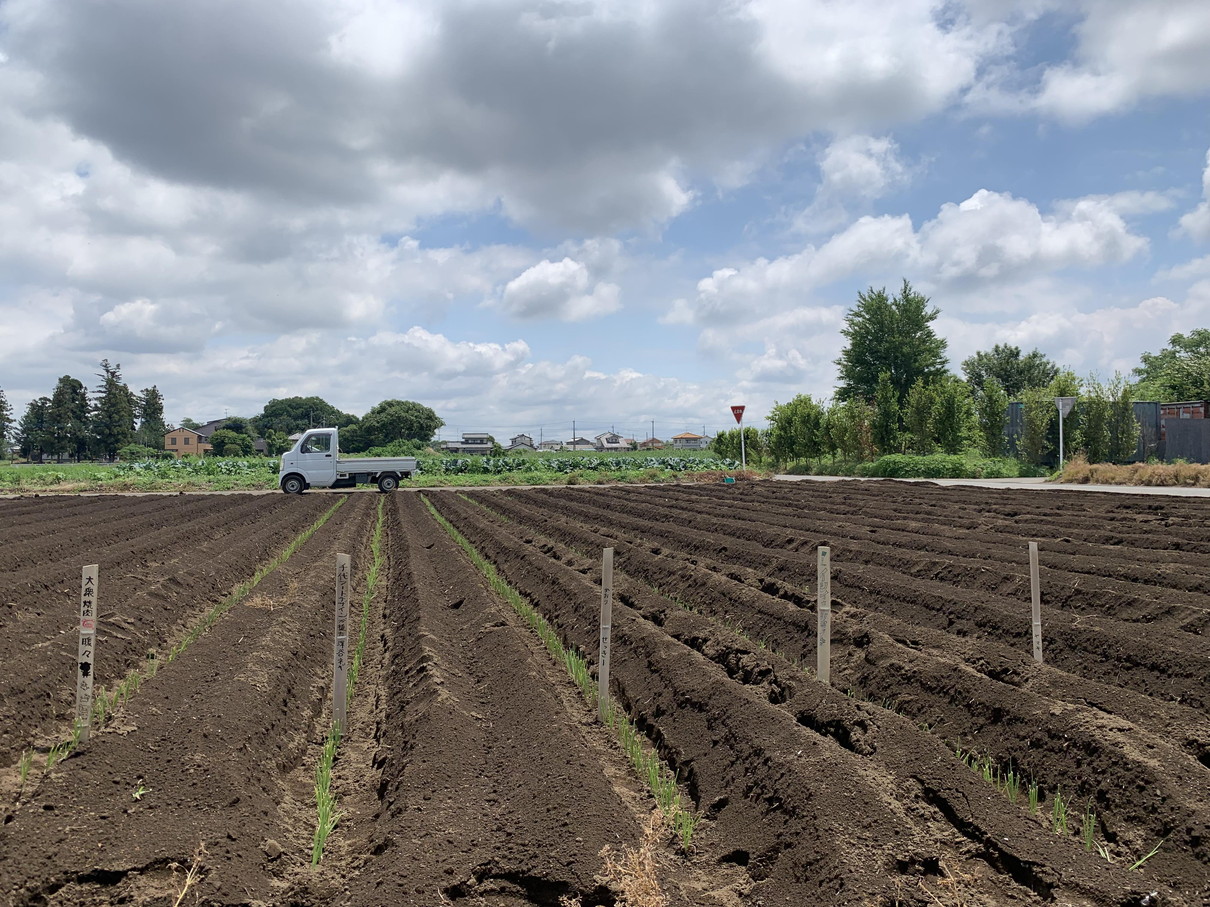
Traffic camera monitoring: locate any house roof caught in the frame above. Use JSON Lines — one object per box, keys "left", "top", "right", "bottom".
{"left": 672, "top": 432, "right": 705, "bottom": 439}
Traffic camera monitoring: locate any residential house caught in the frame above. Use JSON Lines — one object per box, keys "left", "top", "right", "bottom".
{"left": 637, "top": 438, "right": 665, "bottom": 450}
{"left": 593, "top": 432, "right": 632, "bottom": 452}
{"left": 163, "top": 427, "right": 212, "bottom": 458}
{"left": 538, "top": 439, "right": 563, "bottom": 452}
{"left": 442, "top": 432, "right": 494, "bottom": 455}
{"left": 564, "top": 437, "right": 596, "bottom": 451}
{"left": 506, "top": 433, "right": 536, "bottom": 452}
{"left": 670, "top": 431, "right": 711, "bottom": 450}
{"left": 165, "top": 419, "right": 268, "bottom": 456}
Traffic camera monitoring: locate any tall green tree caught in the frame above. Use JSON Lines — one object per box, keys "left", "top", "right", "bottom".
{"left": 0, "top": 387, "right": 15, "bottom": 458}
{"left": 826, "top": 398, "right": 874, "bottom": 462}
{"left": 1107, "top": 374, "right": 1140, "bottom": 462}
{"left": 48, "top": 375, "right": 91, "bottom": 461}
{"left": 933, "top": 376, "right": 973, "bottom": 455}
{"left": 871, "top": 372, "right": 901, "bottom": 455}
{"left": 835, "top": 279, "right": 948, "bottom": 407}
{"left": 1133, "top": 329, "right": 1210, "bottom": 400}
{"left": 974, "top": 377, "right": 1009, "bottom": 457}
{"left": 91, "top": 359, "right": 137, "bottom": 460}
{"left": 1079, "top": 376, "right": 1112, "bottom": 464}
{"left": 961, "top": 344, "right": 1058, "bottom": 399}
{"left": 352, "top": 400, "right": 444, "bottom": 449}
{"left": 1019, "top": 387, "right": 1054, "bottom": 466}
{"left": 767, "top": 394, "right": 826, "bottom": 463}
{"left": 903, "top": 380, "right": 937, "bottom": 455}
{"left": 251, "top": 396, "right": 358, "bottom": 436}
{"left": 17, "top": 397, "right": 52, "bottom": 461}
{"left": 135, "top": 386, "right": 168, "bottom": 449}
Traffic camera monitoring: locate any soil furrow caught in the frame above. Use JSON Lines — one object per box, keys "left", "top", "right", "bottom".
{"left": 0, "top": 495, "right": 378, "bottom": 906}
{"left": 429, "top": 491, "right": 1180, "bottom": 906}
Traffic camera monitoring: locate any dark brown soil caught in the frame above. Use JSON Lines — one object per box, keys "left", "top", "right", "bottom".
{"left": 435, "top": 482, "right": 1209, "bottom": 906}
{"left": 0, "top": 494, "right": 334, "bottom": 764}
{"left": 1, "top": 482, "right": 1205, "bottom": 906}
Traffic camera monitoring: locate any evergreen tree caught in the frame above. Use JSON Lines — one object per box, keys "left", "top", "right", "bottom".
{"left": 1107, "top": 374, "right": 1140, "bottom": 462}
{"left": 975, "top": 377, "right": 1009, "bottom": 458}
{"left": 1019, "top": 387, "right": 1054, "bottom": 466}
{"left": 17, "top": 397, "right": 52, "bottom": 461}
{"left": 871, "top": 372, "right": 901, "bottom": 455}
{"left": 933, "top": 377, "right": 973, "bottom": 455}
{"left": 0, "top": 388, "right": 13, "bottom": 458}
{"left": 903, "top": 380, "right": 937, "bottom": 455}
{"left": 1079, "top": 376, "right": 1112, "bottom": 464}
{"left": 835, "top": 280, "right": 948, "bottom": 406}
{"left": 91, "top": 359, "right": 137, "bottom": 460}
{"left": 48, "top": 375, "right": 91, "bottom": 462}
{"left": 136, "top": 386, "right": 169, "bottom": 449}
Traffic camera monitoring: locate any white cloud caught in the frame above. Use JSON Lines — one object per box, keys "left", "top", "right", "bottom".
{"left": 96, "top": 299, "right": 220, "bottom": 353}
{"left": 1177, "top": 148, "right": 1210, "bottom": 241}
{"left": 673, "top": 189, "right": 1149, "bottom": 325}
{"left": 1032, "top": 0, "right": 1210, "bottom": 121}
{"left": 919, "top": 189, "right": 1147, "bottom": 280}
{"left": 497, "top": 258, "right": 621, "bottom": 322}
{"left": 795, "top": 134, "right": 910, "bottom": 232}
{"left": 0, "top": 0, "right": 1007, "bottom": 233}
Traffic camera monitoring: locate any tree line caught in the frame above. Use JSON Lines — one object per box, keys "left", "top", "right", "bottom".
{"left": 713, "top": 281, "right": 1208, "bottom": 467}
{"left": 0, "top": 362, "right": 167, "bottom": 462}
{"left": 0, "top": 368, "right": 445, "bottom": 461}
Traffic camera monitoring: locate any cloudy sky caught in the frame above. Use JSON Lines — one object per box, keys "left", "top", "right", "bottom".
{"left": 2, "top": 0, "right": 1209, "bottom": 442}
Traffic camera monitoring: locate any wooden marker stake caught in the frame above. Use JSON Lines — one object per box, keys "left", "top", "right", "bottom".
{"left": 75, "top": 565, "right": 99, "bottom": 744}
{"left": 598, "top": 548, "right": 614, "bottom": 723}
{"left": 816, "top": 547, "right": 831, "bottom": 685}
{"left": 1028, "top": 541, "right": 1043, "bottom": 664}
{"left": 333, "top": 554, "right": 352, "bottom": 734}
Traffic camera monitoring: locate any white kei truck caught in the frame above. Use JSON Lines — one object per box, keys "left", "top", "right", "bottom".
{"left": 278, "top": 427, "right": 418, "bottom": 494}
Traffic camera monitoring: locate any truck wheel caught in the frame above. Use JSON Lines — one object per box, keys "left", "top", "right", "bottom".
{"left": 281, "top": 475, "right": 306, "bottom": 495}
{"left": 377, "top": 474, "right": 399, "bottom": 493}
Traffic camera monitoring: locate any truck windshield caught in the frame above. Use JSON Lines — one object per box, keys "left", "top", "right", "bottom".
{"left": 301, "top": 434, "right": 331, "bottom": 454}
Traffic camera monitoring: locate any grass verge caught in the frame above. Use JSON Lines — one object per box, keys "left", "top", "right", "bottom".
{"left": 311, "top": 497, "right": 387, "bottom": 864}
{"left": 421, "top": 494, "right": 699, "bottom": 850}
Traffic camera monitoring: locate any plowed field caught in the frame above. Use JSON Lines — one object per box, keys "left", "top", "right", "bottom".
{"left": 0, "top": 482, "right": 1206, "bottom": 907}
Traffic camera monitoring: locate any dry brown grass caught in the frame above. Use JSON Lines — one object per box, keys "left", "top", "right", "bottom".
{"left": 591, "top": 810, "right": 670, "bottom": 907}
{"left": 1057, "top": 454, "right": 1210, "bottom": 487}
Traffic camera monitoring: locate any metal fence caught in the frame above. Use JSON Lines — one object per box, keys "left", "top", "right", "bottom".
{"left": 1003, "top": 400, "right": 1189, "bottom": 464}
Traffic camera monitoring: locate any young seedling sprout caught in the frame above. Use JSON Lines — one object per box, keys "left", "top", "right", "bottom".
{"left": 1052, "top": 790, "right": 1068, "bottom": 835}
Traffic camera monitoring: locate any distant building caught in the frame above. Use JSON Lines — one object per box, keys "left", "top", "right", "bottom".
{"left": 538, "top": 439, "right": 563, "bottom": 451}
{"left": 164, "top": 427, "right": 212, "bottom": 458}
{"left": 637, "top": 438, "right": 665, "bottom": 450}
{"left": 593, "top": 432, "right": 632, "bottom": 452}
{"left": 442, "top": 432, "right": 494, "bottom": 455}
{"left": 506, "top": 433, "right": 536, "bottom": 452}
{"left": 670, "top": 431, "right": 710, "bottom": 450}
{"left": 564, "top": 437, "right": 596, "bottom": 451}
{"left": 166, "top": 419, "right": 267, "bottom": 456}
